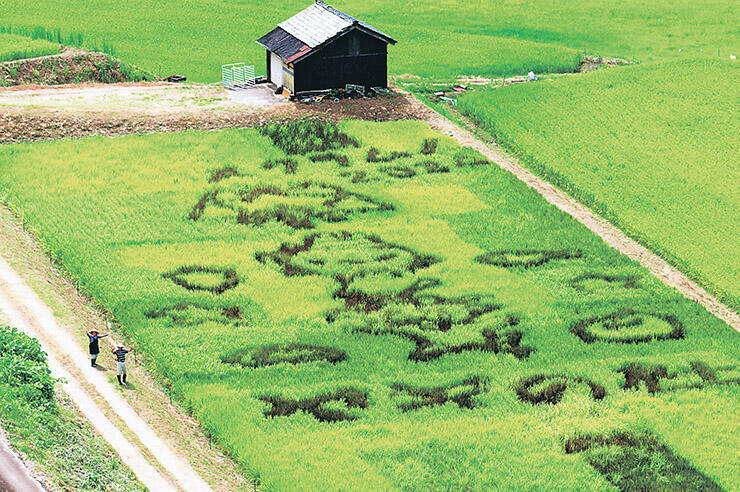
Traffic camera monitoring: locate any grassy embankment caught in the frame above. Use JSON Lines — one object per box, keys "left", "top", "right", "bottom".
{"left": 0, "top": 120, "right": 737, "bottom": 490}
{"left": 0, "top": 325, "right": 141, "bottom": 491}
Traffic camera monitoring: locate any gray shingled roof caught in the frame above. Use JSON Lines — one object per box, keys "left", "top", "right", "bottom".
{"left": 279, "top": 2, "right": 353, "bottom": 48}
{"left": 256, "top": 1, "right": 396, "bottom": 63}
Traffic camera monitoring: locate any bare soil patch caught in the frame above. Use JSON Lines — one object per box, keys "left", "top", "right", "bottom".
{"left": 0, "top": 88, "right": 425, "bottom": 144}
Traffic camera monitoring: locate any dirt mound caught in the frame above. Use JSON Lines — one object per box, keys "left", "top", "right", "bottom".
{"left": 579, "top": 55, "right": 633, "bottom": 73}
{"left": 0, "top": 49, "right": 154, "bottom": 87}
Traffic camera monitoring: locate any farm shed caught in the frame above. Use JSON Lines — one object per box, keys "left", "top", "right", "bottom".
{"left": 256, "top": 1, "right": 396, "bottom": 95}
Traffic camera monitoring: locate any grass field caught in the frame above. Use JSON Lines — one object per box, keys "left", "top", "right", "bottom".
{"left": 0, "top": 325, "right": 141, "bottom": 491}
{"left": 457, "top": 58, "right": 740, "bottom": 309}
{"left": 0, "top": 121, "right": 738, "bottom": 490}
{"left": 0, "top": 32, "right": 60, "bottom": 62}
{"left": 0, "top": 0, "right": 735, "bottom": 81}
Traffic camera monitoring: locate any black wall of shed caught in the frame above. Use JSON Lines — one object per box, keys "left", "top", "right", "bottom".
{"left": 293, "top": 28, "right": 388, "bottom": 93}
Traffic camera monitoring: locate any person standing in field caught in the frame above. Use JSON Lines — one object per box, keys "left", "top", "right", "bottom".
{"left": 111, "top": 341, "right": 134, "bottom": 385}
{"left": 86, "top": 329, "right": 108, "bottom": 367}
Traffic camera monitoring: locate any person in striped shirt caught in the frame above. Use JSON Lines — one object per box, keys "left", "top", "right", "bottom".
{"left": 111, "top": 342, "right": 134, "bottom": 385}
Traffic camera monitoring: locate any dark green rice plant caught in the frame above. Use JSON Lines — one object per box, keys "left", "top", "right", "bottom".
{"left": 514, "top": 373, "right": 606, "bottom": 405}
{"left": 367, "top": 147, "right": 413, "bottom": 163}
{"left": 391, "top": 376, "right": 488, "bottom": 411}
{"left": 262, "top": 158, "right": 298, "bottom": 174}
{"left": 258, "top": 119, "right": 359, "bottom": 155}
{"left": 146, "top": 303, "right": 244, "bottom": 326}
{"left": 309, "top": 152, "right": 350, "bottom": 167}
{"left": 259, "top": 387, "right": 368, "bottom": 423}
{"left": 222, "top": 344, "right": 347, "bottom": 368}
{"left": 420, "top": 138, "right": 438, "bottom": 155}
{"left": 162, "top": 265, "right": 239, "bottom": 294}
{"left": 571, "top": 309, "right": 684, "bottom": 344}
{"left": 476, "top": 249, "right": 583, "bottom": 268}
{"left": 563, "top": 430, "right": 723, "bottom": 491}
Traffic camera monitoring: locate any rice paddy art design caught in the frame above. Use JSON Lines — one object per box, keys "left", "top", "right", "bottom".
{"left": 222, "top": 343, "right": 347, "bottom": 368}
{"left": 514, "top": 374, "right": 606, "bottom": 405}
{"left": 189, "top": 181, "right": 394, "bottom": 229}
{"left": 619, "top": 360, "right": 740, "bottom": 394}
{"left": 162, "top": 265, "right": 239, "bottom": 294}
{"left": 391, "top": 376, "right": 488, "bottom": 411}
{"left": 255, "top": 231, "right": 439, "bottom": 284}
{"left": 571, "top": 309, "right": 684, "bottom": 344}
{"left": 475, "top": 249, "right": 583, "bottom": 268}
{"left": 145, "top": 302, "right": 244, "bottom": 326}
{"left": 569, "top": 273, "right": 640, "bottom": 291}
{"left": 262, "top": 158, "right": 298, "bottom": 174}
{"left": 563, "top": 431, "right": 722, "bottom": 491}
{"left": 333, "top": 284, "right": 533, "bottom": 362}
{"left": 259, "top": 387, "right": 369, "bottom": 423}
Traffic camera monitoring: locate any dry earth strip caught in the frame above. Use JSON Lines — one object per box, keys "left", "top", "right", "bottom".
{"left": 0, "top": 83, "right": 427, "bottom": 143}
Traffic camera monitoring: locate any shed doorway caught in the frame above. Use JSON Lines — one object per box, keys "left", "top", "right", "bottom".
{"left": 270, "top": 53, "right": 284, "bottom": 87}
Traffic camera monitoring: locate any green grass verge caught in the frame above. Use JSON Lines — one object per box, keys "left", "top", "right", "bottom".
{"left": 0, "top": 0, "right": 734, "bottom": 81}
{"left": 0, "top": 326, "right": 141, "bottom": 491}
{"left": 0, "top": 32, "right": 60, "bottom": 62}
{"left": 0, "top": 120, "right": 738, "bottom": 490}
{"left": 457, "top": 58, "right": 740, "bottom": 309}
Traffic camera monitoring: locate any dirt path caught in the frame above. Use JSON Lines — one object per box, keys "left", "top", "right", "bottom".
{"left": 0, "top": 256, "right": 212, "bottom": 491}
{"left": 402, "top": 94, "right": 740, "bottom": 332}
{"left": 0, "top": 82, "right": 283, "bottom": 115}
{"left": 0, "top": 434, "right": 44, "bottom": 492}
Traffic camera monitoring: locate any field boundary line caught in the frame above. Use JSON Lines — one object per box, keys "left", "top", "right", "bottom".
{"left": 0, "top": 255, "right": 214, "bottom": 492}
{"left": 405, "top": 93, "right": 740, "bottom": 332}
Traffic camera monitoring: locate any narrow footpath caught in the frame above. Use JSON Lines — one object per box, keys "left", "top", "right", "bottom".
{"left": 0, "top": 255, "right": 213, "bottom": 492}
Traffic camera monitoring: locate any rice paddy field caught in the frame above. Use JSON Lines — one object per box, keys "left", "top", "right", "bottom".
{"left": 0, "top": 32, "right": 60, "bottom": 63}
{"left": 0, "top": 0, "right": 736, "bottom": 81}
{"left": 457, "top": 58, "right": 740, "bottom": 309}
{"left": 0, "top": 120, "right": 738, "bottom": 490}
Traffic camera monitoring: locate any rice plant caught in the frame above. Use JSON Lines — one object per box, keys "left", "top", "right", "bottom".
{"left": 0, "top": 120, "right": 736, "bottom": 490}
